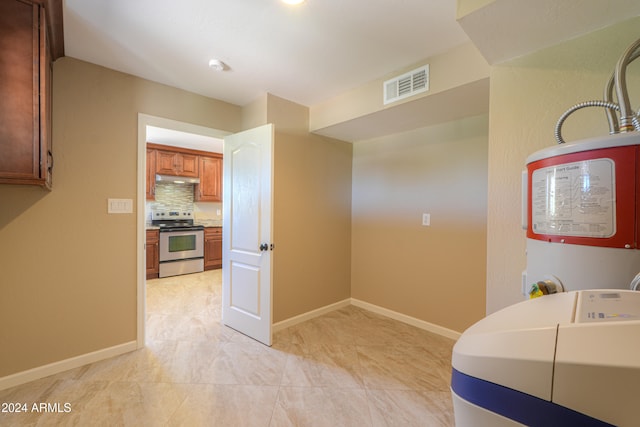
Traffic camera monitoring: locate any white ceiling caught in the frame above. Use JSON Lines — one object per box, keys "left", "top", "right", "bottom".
{"left": 63, "top": 0, "right": 471, "bottom": 108}
{"left": 63, "top": 0, "right": 639, "bottom": 144}
{"left": 458, "top": 0, "right": 640, "bottom": 65}
{"left": 146, "top": 126, "right": 223, "bottom": 153}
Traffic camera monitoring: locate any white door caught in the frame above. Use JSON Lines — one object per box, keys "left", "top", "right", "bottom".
{"left": 222, "top": 124, "right": 274, "bottom": 346}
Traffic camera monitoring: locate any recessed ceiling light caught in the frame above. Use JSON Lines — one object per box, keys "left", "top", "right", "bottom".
{"left": 282, "top": 0, "right": 305, "bottom": 4}
{"left": 208, "top": 59, "right": 226, "bottom": 71}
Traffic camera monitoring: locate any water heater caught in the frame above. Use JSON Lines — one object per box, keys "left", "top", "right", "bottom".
{"left": 523, "top": 132, "right": 640, "bottom": 295}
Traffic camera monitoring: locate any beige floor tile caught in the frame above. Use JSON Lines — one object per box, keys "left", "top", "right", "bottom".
{"left": 367, "top": 389, "right": 454, "bottom": 427}
{"left": 280, "top": 343, "right": 364, "bottom": 388}
{"left": 357, "top": 345, "right": 452, "bottom": 392}
{"left": 1, "top": 270, "right": 456, "bottom": 426}
{"left": 207, "top": 340, "right": 289, "bottom": 386}
{"left": 167, "top": 383, "right": 278, "bottom": 427}
{"left": 283, "top": 318, "right": 353, "bottom": 346}
{"left": 271, "top": 386, "right": 372, "bottom": 427}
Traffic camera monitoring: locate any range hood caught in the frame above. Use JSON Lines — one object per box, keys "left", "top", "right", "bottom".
{"left": 155, "top": 174, "right": 200, "bottom": 184}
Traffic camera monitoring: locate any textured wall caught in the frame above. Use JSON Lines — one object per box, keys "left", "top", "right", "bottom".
{"left": 486, "top": 17, "right": 640, "bottom": 313}
{"left": 351, "top": 114, "right": 488, "bottom": 332}
{"left": 0, "top": 57, "right": 240, "bottom": 378}
{"left": 259, "top": 95, "right": 353, "bottom": 323}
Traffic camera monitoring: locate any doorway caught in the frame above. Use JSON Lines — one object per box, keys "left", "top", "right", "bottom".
{"left": 136, "top": 113, "right": 229, "bottom": 348}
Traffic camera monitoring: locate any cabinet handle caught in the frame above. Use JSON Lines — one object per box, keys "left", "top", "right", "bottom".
{"left": 48, "top": 150, "right": 53, "bottom": 172}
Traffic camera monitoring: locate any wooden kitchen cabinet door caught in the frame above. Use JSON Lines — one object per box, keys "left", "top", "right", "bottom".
{"left": 0, "top": 0, "right": 52, "bottom": 188}
{"left": 204, "top": 227, "right": 222, "bottom": 270}
{"left": 155, "top": 150, "right": 178, "bottom": 175}
{"left": 155, "top": 150, "right": 198, "bottom": 177}
{"left": 146, "top": 229, "right": 160, "bottom": 279}
{"left": 180, "top": 154, "right": 199, "bottom": 177}
{"left": 196, "top": 155, "right": 222, "bottom": 202}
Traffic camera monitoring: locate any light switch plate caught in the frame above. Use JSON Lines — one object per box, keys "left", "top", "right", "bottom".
{"left": 422, "top": 213, "right": 430, "bottom": 226}
{"left": 108, "top": 198, "right": 133, "bottom": 214}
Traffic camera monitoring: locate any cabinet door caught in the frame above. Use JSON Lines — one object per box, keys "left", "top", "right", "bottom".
{"left": 204, "top": 227, "right": 222, "bottom": 270}
{"left": 146, "top": 149, "right": 156, "bottom": 200}
{"left": 40, "top": 5, "right": 52, "bottom": 188}
{"left": 196, "top": 155, "right": 222, "bottom": 201}
{"left": 146, "top": 230, "right": 160, "bottom": 279}
{"left": 155, "top": 150, "right": 199, "bottom": 177}
{"left": 155, "top": 150, "right": 178, "bottom": 175}
{"left": 180, "top": 154, "right": 199, "bottom": 177}
{"left": 0, "top": 0, "right": 50, "bottom": 187}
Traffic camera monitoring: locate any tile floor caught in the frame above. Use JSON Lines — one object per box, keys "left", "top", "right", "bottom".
{"left": 0, "top": 270, "right": 456, "bottom": 426}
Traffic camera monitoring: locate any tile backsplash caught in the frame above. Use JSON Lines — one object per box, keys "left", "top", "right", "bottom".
{"left": 148, "top": 182, "right": 194, "bottom": 211}
{"left": 145, "top": 182, "right": 222, "bottom": 222}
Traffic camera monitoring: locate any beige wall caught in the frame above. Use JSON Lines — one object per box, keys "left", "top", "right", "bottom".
{"left": 273, "top": 131, "right": 353, "bottom": 321}
{"left": 310, "top": 42, "right": 490, "bottom": 135}
{"left": 351, "top": 114, "right": 488, "bottom": 332}
{"left": 456, "top": 0, "right": 494, "bottom": 18}
{"left": 243, "top": 94, "right": 353, "bottom": 322}
{"left": 486, "top": 17, "right": 640, "bottom": 313}
{"left": 9, "top": 14, "right": 638, "bottom": 381}
{"left": 0, "top": 57, "right": 241, "bottom": 377}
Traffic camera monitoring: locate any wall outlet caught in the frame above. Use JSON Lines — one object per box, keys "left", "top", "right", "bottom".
{"left": 422, "top": 213, "right": 430, "bottom": 226}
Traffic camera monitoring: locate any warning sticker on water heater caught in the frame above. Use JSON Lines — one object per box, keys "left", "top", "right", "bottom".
{"left": 531, "top": 158, "right": 615, "bottom": 238}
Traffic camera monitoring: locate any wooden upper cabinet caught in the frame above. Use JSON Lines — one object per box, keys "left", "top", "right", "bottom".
{"left": 155, "top": 150, "right": 199, "bottom": 177}
{"left": 0, "top": 0, "right": 54, "bottom": 188}
{"left": 147, "top": 143, "right": 222, "bottom": 202}
{"left": 196, "top": 155, "right": 222, "bottom": 202}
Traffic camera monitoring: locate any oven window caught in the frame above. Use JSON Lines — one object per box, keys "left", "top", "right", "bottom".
{"left": 168, "top": 235, "right": 196, "bottom": 252}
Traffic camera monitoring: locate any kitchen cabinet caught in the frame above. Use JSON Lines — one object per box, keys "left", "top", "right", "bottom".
{"left": 146, "top": 229, "right": 160, "bottom": 279}
{"left": 147, "top": 143, "right": 223, "bottom": 202}
{"left": 155, "top": 150, "right": 199, "bottom": 177}
{"left": 196, "top": 155, "right": 222, "bottom": 202}
{"left": 204, "top": 227, "right": 222, "bottom": 270}
{"left": 0, "top": 0, "right": 55, "bottom": 188}
{"left": 146, "top": 148, "right": 156, "bottom": 200}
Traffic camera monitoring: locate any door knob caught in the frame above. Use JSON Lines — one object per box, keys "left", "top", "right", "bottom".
{"left": 259, "top": 243, "right": 269, "bottom": 251}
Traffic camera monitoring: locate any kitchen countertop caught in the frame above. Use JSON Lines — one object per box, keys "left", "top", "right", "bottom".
{"left": 196, "top": 220, "right": 222, "bottom": 227}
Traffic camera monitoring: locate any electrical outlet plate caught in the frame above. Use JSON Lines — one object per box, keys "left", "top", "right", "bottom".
{"left": 422, "top": 213, "right": 430, "bottom": 226}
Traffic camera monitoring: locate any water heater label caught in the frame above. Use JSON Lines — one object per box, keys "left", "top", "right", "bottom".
{"left": 531, "top": 158, "right": 615, "bottom": 238}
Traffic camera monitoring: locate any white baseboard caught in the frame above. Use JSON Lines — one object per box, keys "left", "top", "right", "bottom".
{"left": 0, "top": 341, "right": 137, "bottom": 391}
{"left": 272, "top": 297, "right": 461, "bottom": 341}
{"left": 273, "top": 298, "right": 351, "bottom": 332}
{"left": 3, "top": 301, "right": 459, "bottom": 391}
{"left": 350, "top": 298, "right": 461, "bottom": 340}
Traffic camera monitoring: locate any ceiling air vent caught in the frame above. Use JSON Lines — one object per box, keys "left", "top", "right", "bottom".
{"left": 383, "top": 65, "right": 429, "bottom": 105}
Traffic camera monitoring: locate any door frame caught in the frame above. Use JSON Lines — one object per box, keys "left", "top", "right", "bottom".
{"left": 136, "top": 113, "right": 230, "bottom": 348}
